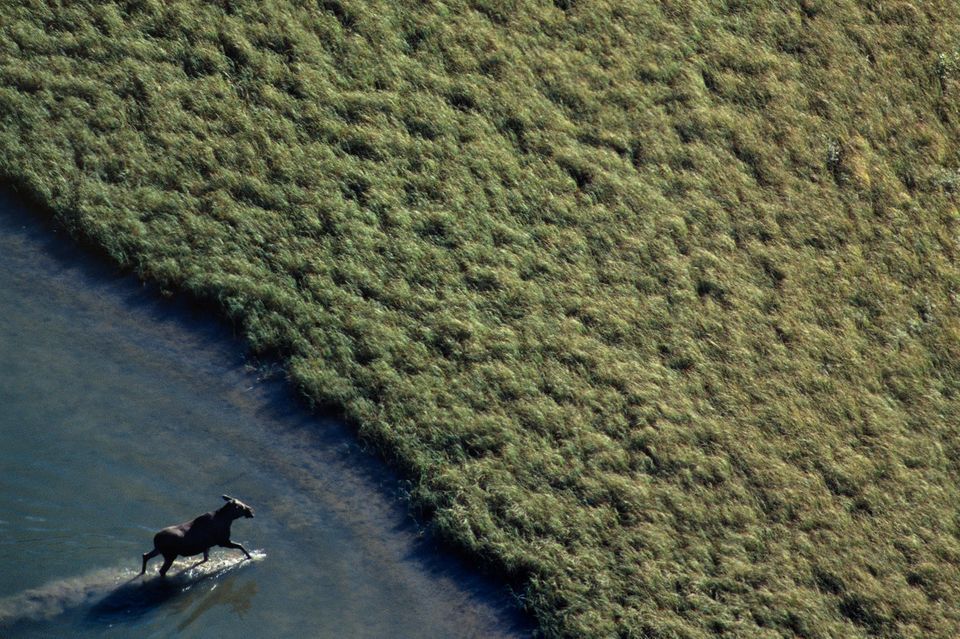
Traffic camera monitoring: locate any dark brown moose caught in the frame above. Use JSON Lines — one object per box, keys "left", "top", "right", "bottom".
{"left": 140, "top": 495, "right": 255, "bottom": 577}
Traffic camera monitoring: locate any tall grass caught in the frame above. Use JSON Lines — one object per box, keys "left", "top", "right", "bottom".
{"left": 3, "top": 1, "right": 960, "bottom": 636}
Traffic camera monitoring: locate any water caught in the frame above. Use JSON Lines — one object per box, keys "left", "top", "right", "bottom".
{"left": 0, "top": 191, "right": 529, "bottom": 638}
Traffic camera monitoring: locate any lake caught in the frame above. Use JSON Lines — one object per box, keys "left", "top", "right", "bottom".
{"left": 0, "top": 191, "right": 529, "bottom": 638}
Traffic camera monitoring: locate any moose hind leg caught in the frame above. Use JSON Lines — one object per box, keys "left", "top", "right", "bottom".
{"left": 141, "top": 549, "right": 159, "bottom": 575}
{"left": 158, "top": 554, "right": 176, "bottom": 577}
{"left": 223, "top": 540, "right": 252, "bottom": 559}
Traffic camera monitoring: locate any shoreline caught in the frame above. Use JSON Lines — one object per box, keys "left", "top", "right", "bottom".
{"left": 0, "top": 188, "right": 533, "bottom": 637}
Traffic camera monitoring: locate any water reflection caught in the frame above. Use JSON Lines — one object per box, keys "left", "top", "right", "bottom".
{"left": 176, "top": 578, "right": 258, "bottom": 631}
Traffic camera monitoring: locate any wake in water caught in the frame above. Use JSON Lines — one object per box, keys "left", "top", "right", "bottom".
{"left": 0, "top": 550, "right": 265, "bottom": 628}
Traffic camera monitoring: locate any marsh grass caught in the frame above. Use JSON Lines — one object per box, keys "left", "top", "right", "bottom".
{"left": 3, "top": 1, "right": 960, "bottom": 636}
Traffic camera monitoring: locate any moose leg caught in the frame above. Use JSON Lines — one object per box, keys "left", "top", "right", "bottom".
{"left": 158, "top": 554, "right": 176, "bottom": 577}
{"left": 141, "top": 549, "right": 159, "bottom": 575}
{"left": 222, "top": 540, "right": 252, "bottom": 559}
{"left": 186, "top": 550, "right": 209, "bottom": 570}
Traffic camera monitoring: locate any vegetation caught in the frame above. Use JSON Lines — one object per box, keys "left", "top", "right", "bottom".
{"left": 3, "top": 1, "right": 960, "bottom": 636}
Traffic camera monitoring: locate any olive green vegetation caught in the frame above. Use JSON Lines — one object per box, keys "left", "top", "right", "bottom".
{"left": 3, "top": 0, "right": 960, "bottom": 636}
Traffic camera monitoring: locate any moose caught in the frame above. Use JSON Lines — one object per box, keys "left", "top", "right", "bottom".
{"left": 140, "top": 496, "right": 255, "bottom": 577}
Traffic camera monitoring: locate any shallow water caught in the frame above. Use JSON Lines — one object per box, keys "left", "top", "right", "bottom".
{"left": 0, "top": 192, "right": 529, "bottom": 638}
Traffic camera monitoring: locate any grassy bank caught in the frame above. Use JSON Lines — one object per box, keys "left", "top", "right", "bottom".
{"left": 3, "top": 1, "right": 960, "bottom": 636}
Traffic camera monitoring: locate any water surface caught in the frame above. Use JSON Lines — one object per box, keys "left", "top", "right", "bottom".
{"left": 0, "top": 192, "right": 529, "bottom": 638}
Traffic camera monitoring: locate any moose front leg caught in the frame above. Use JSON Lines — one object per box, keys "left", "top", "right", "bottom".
{"left": 187, "top": 549, "right": 210, "bottom": 570}
{"left": 222, "top": 540, "right": 252, "bottom": 559}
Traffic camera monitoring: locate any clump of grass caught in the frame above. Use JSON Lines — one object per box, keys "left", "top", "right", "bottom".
{"left": 3, "top": 1, "right": 960, "bottom": 636}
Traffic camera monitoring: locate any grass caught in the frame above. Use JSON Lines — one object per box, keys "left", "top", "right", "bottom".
{"left": 3, "top": 0, "right": 960, "bottom": 636}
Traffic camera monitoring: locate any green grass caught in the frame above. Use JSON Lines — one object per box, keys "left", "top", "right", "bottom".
{"left": 3, "top": 1, "right": 960, "bottom": 636}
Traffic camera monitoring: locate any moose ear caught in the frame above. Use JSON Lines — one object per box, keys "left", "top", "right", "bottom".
{"left": 222, "top": 495, "right": 233, "bottom": 502}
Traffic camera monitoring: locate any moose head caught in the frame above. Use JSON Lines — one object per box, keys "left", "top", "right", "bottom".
{"left": 220, "top": 495, "right": 255, "bottom": 519}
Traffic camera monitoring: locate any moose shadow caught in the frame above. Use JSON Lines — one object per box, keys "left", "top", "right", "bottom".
{"left": 87, "top": 558, "right": 257, "bottom": 626}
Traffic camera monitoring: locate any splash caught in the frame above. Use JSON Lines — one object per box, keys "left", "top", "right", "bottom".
{"left": 0, "top": 565, "right": 138, "bottom": 626}
{"left": 0, "top": 550, "right": 265, "bottom": 628}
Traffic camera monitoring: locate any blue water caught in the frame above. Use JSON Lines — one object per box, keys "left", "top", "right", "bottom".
{"left": 0, "top": 191, "right": 528, "bottom": 638}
